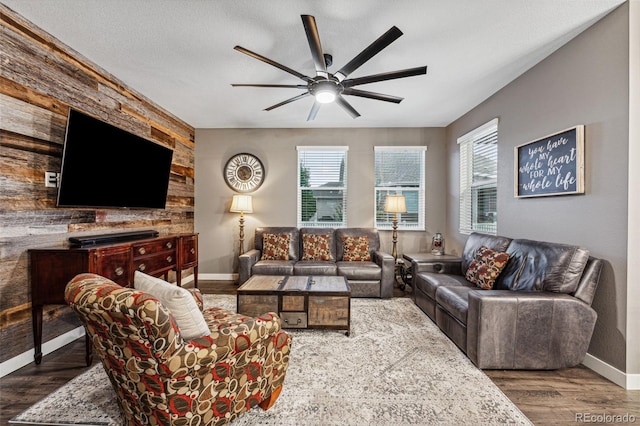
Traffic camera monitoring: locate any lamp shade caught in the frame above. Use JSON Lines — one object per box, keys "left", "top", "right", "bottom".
{"left": 383, "top": 194, "right": 407, "bottom": 213}
{"left": 230, "top": 194, "right": 253, "bottom": 213}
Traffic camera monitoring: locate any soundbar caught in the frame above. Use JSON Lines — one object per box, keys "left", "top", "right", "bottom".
{"left": 69, "top": 230, "right": 159, "bottom": 247}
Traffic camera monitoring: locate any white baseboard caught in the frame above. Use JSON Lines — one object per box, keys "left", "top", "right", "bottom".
{"left": 0, "top": 326, "right": 85, "bottom": 379}
{"left": 583, "top": 353, "right": 640, "bottom": 389}
{"left": 198, "top": 273, "right": 238, "bottom": 281}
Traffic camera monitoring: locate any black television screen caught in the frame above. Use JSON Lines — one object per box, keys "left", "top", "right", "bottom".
{"left": 57, "top": 109, "right": 174, "bottom": 209}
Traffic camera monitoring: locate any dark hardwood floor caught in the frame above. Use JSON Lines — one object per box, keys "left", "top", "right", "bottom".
{"left": 2, "top": 280, "right": 638, "bottom": 425}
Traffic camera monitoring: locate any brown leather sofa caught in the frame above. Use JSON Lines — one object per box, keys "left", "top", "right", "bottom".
{"left": 412, "top": 232, "right": 603, "bottom": 370}
{"left": 239, "top": 227, "right": 395, "bottom": 298}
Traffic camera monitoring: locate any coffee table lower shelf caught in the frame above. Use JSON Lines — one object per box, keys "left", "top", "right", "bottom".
{"left": 237, "top": 275, "right": 351, "bottom": 336}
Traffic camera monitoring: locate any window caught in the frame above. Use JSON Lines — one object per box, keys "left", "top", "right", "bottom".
{"left": 374, "top": 146, "right": 426, "bottom": 230}
{"left": 297, "top": 146, "right": 348, "bottom": 228}
{"left": 458, "top": 118, "right": 498, "bottom": 235}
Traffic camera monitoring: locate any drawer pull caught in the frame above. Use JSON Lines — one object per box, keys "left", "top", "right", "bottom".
{"left": 115, "top": 267, "right": 124, "bottom": 276}
{"left": 166, "top": 256, "right": 173, "bottom": 263}
{"left": 190, "top": 248, "right": 196, "bottom": 254}
{"left": 284, "top": 318, "right": 302, "bottom": 325}
{"left": 138, "top": 247, "right": 146, "bottom": 255}
{"left": 138, "top": 263, "right": 146, "bottom": 271}
{"left": 166, "top": 242, "right": 173, "bottom": 249}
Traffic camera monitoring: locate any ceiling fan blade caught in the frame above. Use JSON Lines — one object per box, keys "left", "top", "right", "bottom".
{"left": 301, "top": 15, "right": 327, "bottom": 77}
{"left": 307, "top": 101, "right": 321, "bottom": 121}
{"left": 264, "top": 92, "right": 311, "bottom": 111}
{"left": 343, "top": 66, "right": 427, "bottom": 87}
{"left": 335, "top": 95, "right": 361, "bottom": 119}
{"left": 335, "top": 26, "right": 403, "bottom": 81}
{"left": 232, "top": 84, "right": 308, "bottom": 89}
{"left": 234, "top": 45, "right": 313, "bottom": 83}
{"left": 342, "top": 88, "right": 403, "bottom": 104}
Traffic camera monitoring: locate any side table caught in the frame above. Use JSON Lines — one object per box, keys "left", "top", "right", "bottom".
{"left": 400, "top": 253, "right": 462, "bottom": 291}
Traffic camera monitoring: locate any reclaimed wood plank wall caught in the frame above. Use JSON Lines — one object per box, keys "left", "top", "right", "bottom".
{"left": 0, "top": 5, "right": 196, "bottom": 363}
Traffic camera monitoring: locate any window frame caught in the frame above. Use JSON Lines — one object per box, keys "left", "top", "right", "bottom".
{"left": 296, "top": 146, "right": 349, "bottom": 228}
{"left": 458, "top": 118, "right": 499, "bottom": 235}
{"left": 373, "top": 146, "right": 426, "bottom": 231}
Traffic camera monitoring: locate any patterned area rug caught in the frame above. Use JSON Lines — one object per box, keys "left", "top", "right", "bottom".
{"left": 11, "top": 295, "right": 531, "bottom": 425}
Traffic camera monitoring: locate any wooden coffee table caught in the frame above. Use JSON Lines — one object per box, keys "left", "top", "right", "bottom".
{"left": 237, "top": 275, "right": 351, "bottom": 335}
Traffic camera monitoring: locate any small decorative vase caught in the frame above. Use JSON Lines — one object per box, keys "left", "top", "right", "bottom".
{"left": 431, "top": 232, "right": 445, "bottom": 255}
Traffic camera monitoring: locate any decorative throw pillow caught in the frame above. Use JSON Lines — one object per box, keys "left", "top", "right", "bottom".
{"left": 342, "top": 236, "right": 372, "bottom": 261}
{"left": 465, "top": 245, "right": 510, "bottom": 290}
{"left": 261, "top": 233, "right": 291, "bottom": 260}
{"left": 133, "top": 271, "right": 210, "bottom": 340}
{"left": 302, "top": 234, "right": 333, "bottom": 261}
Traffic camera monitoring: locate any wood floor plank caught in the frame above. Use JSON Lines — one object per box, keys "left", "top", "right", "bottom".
{"left": 1, "top": 280, "right": 639, "bottom": 425}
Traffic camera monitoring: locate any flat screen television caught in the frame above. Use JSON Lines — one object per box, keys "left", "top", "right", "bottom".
{"left": 57, "top": 109, "right": 174, "bottom": 209}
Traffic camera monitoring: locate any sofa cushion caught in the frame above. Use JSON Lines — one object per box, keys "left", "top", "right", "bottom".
{"left": 336, "top": 261, "right": 380, "bottom": 281}
{"left": 252, "top": 260, "right": 295, "bottom": 276}
{"left": 261, "top": 233, "right": 291, "bottom": 260}
{"left": 415, "top": 272, "right": 472, "bottom": 299}
{"left": 496, "top": 239, "right": 589, "bottom": 293}
{"left": 341, "top": 236, "right": 372, "bottom": 261}
{"left": 465, "top": 246, "right": 510, "bottom": 290}
{"left": 301, "top": 233, "right": 334, "bottom": 261}
{"left": 294, "top": 260, "right": 338, "bottom": 276}
{"left": 133, "top": 271, "right": 210, "bottom": 340}
{"left": 435, "top": 286, "right": 475, "bottom": 325}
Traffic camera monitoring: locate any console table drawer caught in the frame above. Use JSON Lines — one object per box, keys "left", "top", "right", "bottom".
{"left": 134, "top": 250, "right": 176, "bottom": 274}
{"left": 280, "top": 312, "right": 308, "bottom": 328}
{"left": 133, "top": 238, "right": 176, "bottom": 257}
{"left": 179, "top": 234, "right": 198, "bottom": 267}
{"left": 94, "top": 247, "right": 131, "bottom": 286}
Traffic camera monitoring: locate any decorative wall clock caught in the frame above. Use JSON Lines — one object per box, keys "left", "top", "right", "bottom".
{"left": 224, "top": 153, "right": 265, "bottom": 193}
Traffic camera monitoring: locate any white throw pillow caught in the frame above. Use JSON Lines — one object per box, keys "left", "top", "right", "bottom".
{"left": 133, "top": 271, "right": 210, "bottom": 340}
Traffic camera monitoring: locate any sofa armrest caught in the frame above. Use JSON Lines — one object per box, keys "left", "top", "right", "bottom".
{"left": 239, "top": 249, "right": 261, "bottom": 285}
{"left": 374, "top": 250, "right": 395, "bottom": 299}
{"left": 466, "top": 290, "right": 597, "bottom": 369}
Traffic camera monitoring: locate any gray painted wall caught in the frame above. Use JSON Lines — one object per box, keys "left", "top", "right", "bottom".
{"left": 195, "top": 127, "right": 447, "bottom": 274}
{"left": 445, "top": 4, "right": 630, "bottom": 371}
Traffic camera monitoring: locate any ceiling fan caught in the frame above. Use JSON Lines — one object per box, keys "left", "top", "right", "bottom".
{"left": 232, "top": 15, "right": 427, "bottom": 121}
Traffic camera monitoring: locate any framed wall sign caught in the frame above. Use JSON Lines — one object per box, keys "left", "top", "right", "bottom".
{"left": 514, "top": 125, "right": 585, "bottom": 198}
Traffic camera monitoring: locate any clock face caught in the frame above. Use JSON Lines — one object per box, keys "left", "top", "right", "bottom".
{"left": 224, "top": 153, "right": 265, "bottom": 193}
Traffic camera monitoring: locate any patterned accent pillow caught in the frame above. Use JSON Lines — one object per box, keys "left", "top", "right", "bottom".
{"left": 342, "top": 236, "right": 372, "bottom": 261}
{"left": 133, "top": 271, "right": 210, "bottom": 340}
{"left": 261, "top": 233, "right": 291, "bottom": 260}
{"left": 302, "top": 234, "right": 333, "bottom": 261}
{"left": 465, "top": 245, "right": 511, "bottom": 290}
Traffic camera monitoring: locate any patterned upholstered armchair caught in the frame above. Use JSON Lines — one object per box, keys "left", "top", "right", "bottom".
{"left": 64, "top": 273, "right": 292, "bottom": 425}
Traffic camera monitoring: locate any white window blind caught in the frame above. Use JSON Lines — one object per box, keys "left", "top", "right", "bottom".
{"left": 458, "top": 119, "right": 498, "bottom": 235}
{"left": 374, "top": 146, "right": 426, "bottom": 230}
{"left": 297, "top": 146, "right": 348, "bottom": 228}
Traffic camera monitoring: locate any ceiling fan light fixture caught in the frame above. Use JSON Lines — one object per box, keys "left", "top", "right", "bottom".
{"left": 310, "top": 78, "right": 341, "bottom": 104}
{"left": 315, "top": 89, "right": 336, "bottom": 103}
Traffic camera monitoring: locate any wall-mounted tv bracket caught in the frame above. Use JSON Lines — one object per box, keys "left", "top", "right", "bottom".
{"left": 45, "top": 171, "right": 60, "bottom": 188}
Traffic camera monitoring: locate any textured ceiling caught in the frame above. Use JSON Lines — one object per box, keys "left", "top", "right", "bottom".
{"left": 2, "top": 0, "right": 625, "bottom": 128}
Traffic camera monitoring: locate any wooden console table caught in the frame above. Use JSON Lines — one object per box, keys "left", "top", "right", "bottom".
{"left": 29, "top": 233, "right": 198, "bottom": 365}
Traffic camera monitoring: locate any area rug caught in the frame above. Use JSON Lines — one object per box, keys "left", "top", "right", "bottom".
{"left": 11, "top": 295, "right": 532, "bottom": 425}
